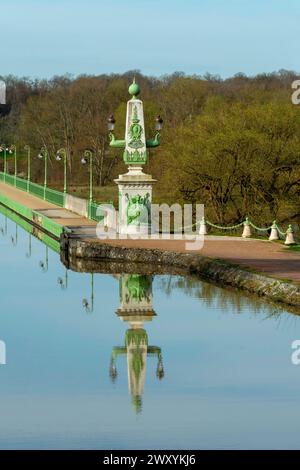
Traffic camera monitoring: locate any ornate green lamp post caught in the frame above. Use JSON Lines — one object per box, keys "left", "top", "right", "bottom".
{"left": 4, "top": 145, "right": 17, "bottom": 183}
{"left": 80, "top": 149, "right": 93, "bottom": 218}
{"left": 37, "top": 146, "right": 48, "bottom": 200}
{"left": 56, "top": 148, "right": 68, "bottom": 195}
{"left": 24, "top": 145, "right": 31, "bottom": 192}
{"left": 10, "top": 145, "right": 17, "bottom": 185}
{"left": 111, "top": 273, "right": 163, "bottom": 414}
{"left": 108, "top": 79, "right": 163, "bottom": 235}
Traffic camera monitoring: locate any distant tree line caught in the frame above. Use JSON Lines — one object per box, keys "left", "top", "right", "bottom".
{"left": 0, "top": 69, "right": 299, "bottom": 226}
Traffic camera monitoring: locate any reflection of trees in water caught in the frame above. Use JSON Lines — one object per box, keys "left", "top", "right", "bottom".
{"left": 157, "top": 275, "right": 294, "bottom": 320}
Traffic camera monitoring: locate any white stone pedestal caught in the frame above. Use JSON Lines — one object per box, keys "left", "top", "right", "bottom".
{"left": 115, "top": 167, "right": 156, "bottom": 236}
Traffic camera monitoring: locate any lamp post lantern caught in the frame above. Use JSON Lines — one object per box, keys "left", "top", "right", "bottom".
{"left": 24, "top": 145, "right": 31, "bottom": 192}
{"left": 155, "top": 115, "right": 164, "bottom": 131}
{"left": 80, "top": 149, "right": 93, "bottom": 218}
{"left": 108, "top": 79, "right": 162, "bottom": 236}
{"left": 56, "top": 148, "right": 67, "bottom": 195}
{"left": 37, "top": 146, "right": 48, "bottom": 200}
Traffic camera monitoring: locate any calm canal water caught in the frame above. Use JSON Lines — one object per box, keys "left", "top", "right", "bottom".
{"left": 0, "top": 207, "right": 300, "bottom": 450}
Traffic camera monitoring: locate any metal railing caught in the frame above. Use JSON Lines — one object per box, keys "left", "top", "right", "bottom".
{"left": 0, "top": 172, "right": 65, "bottom": 207}
{"left": 89, "top": 201, "right": 105, "bottom": 222}
{"left": 27, "top": 181, "right": 45, "bottom": 200}
{"left": 44, "top": 187, "right": 65, "bottom": 207}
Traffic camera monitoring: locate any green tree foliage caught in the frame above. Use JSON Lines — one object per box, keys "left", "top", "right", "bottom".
{"left": 163, "top": 97, "right": 300, "bottom": 224}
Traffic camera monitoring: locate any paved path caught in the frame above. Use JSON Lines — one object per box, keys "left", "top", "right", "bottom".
{"left": 1, "top": 181, "right": 299, "bottom": 283}
{"left": 0, "top": 182, "right": 96, "bottom": 229}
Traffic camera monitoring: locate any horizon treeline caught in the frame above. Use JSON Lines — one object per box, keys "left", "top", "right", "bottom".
{"left": 0, "top": 69, "right": 299, "bottom": 226}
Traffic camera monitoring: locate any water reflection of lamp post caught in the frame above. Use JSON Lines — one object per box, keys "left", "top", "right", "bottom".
{"left": 10, "top": 145, "right": 17, "bottom": 185}
{"left": 57, "top": 269, "right": 68, "bottom": 290}
{"left": 80, "top": 150, "right": 93, "bottom": 218}
{"left": 24, "top": 145, "right": 31, "bottom": 192}
{"left": 26, "top": 233, "right": 32, "bottom": 258}
{"left": 39, "top": 246, "right": 49, "bottom": 272}
{"left": 82, "top": 273, "right": 94, "bottom": 313}
{"left": 0, "top": 215, "right": 7, "bottom": 235}
{"left": 56, "top": 148, "right": 67, "bottom": 196}
{"left": 10, "top": 224, "right": 18, "bottom": 246}
{"left": 156, "top": 353, "right": 165, "bottom": 379}
{"left": 37, "top": 146, "right": 48, "bottom": 200}
{"left": 109, "top": 355, "right": 118, "bottom": 382}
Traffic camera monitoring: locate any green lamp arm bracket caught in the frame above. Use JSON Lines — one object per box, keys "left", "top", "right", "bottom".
{"left": 146, "top": 132, "right": 161, "bottom": 148}
{"left": 147, "top": 346, "right": 162, "bottom": 355}
{"left": 109, "top": 132, "right": 126, "bottom": 148}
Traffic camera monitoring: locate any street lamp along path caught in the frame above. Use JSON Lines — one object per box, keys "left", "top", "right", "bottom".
{"left": 55, "top": 148, "right": 68, "bottom": 195}
{"left": 80, "top": 149, "right": 94, "bottom": 218}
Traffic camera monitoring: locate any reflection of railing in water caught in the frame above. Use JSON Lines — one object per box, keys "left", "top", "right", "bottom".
{"left": 0, "top": 203, "right": 69, "bottom": 290}
{"left": 0, "top": 205, "right": 100, "bottom": 316}
{"left": 0, "top": 203, "right": 61, "bottom": 253}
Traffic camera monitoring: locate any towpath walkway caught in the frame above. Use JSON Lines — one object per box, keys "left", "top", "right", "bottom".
{"left": 0, "top": 181, "right": 299, "bottom": 284}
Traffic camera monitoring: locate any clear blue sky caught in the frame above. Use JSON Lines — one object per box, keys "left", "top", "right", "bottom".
{"left": 0, "top": 0, "right": 299, "bottom": 78}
